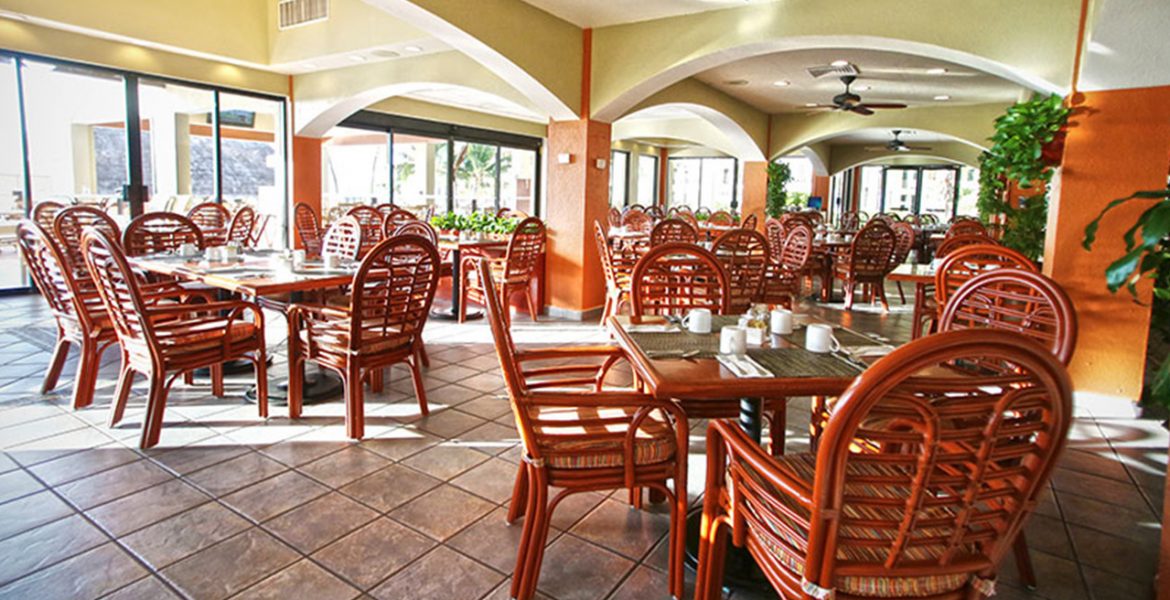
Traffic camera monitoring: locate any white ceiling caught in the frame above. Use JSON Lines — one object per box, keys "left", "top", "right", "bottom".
{"left": 694, "top": 48, "right": 1027, "bottom": 113}
{"left": 519, "top": 0, "right": 780, "bottom": 28}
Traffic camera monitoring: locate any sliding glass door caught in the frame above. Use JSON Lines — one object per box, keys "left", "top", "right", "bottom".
{"left": 0, "top": 57, "right": 26, "bottom": 290}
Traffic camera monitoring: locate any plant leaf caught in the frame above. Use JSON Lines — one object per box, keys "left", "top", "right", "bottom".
{"left": 1105, "top": 246, "right": 1147, "bottom": 294}
{"left": 1083, "top": 192, "right": 1157, "bottom": 250}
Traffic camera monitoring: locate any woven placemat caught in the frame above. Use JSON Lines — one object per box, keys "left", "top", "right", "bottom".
{"left": 780, "top": 325, "right": 877, "bottom": 349}
{"left": 628, "top": 331, "right": 721, "bottom": 358}
{"left": 747, "top": 348, "right": 863, "bottom": 378}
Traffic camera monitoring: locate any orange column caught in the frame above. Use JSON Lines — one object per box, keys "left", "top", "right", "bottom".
{"left": 658, "top": 147, "right": 669, "bottom": 206}
{"left": 1044, "top": 86, "right": 1170, "bottom": 412}
{"left": 811, "top": 175, "right": 831, "bottom": 205}
{"left": 741, "top": 161, "right": 767, "bottom": 221}
{"left": 545, "top": 119, "right": 612, "bottom": 317}
{"left": 291, "top": 136, "right": 322, "bottom": 249}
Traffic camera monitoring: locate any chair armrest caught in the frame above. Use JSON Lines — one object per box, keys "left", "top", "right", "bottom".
{"left": 708, "top": 419, "right": 814, "bottom": 508}
{"left": 146, "top": 300, "right": 259, "bottom": 320}
{"left": 288, "top": 302, "right": 351, "bottom": 323}
{"left": 514, "top": 345, "right": 623, "bottom": 362}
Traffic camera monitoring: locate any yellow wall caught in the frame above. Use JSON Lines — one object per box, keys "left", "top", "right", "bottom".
{"left": 827, "top": 141, "right": 981, "bottom": 174}
{"left": 0, "top": 19, "right": 287, "bottom": 95}
{"left": 622, "top": 78, "right": 768, "bottom": 159}
{"left": 268, "top": 0, "right": 426, "bottom": 66}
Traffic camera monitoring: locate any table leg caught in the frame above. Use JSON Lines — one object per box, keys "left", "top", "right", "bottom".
{"left": 432, "top": 247, "right": 482, "bottom": 321}
{"left": 245, "top": 289, "right": 342, "bottom": 405}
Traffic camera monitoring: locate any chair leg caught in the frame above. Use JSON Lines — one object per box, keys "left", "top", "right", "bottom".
{"left": 109, "top": 358, "right": 134, "bottom": 427}
{"left": 517, "top": 467, "right": 553, "bottom": 600}
{"left": 344, "top": 364, "right": 365, "bottom": 440}
{"left": 370, "top": 368, "right": 384, "bottom": 394}
{"left": 139, "top": 371, "right": 169, "bottom": 449}
{"left": 287, "top": 355, "right": 304, "bottom": 420}
{"left": 42, "top": 333, "right": 70, "bottom": 394}
{"left": 897, "top": 281, "right": 907, "bottom": 304}
{"left": 416, "top": 341, "right": 430, "bottom": 368}
{"left": 458, "top": 268, "right": 470, "bottom": 323}
{"left": 506, "top": 463, "right": 528, "bottom": 523}
{"left": 695, "top": 508, "right": 730, "bottom": 600}
{"left": 843, "top": 282, "right": 856, "bottom": 310}
{"left": 408, "top": 355, "right": 430, "bottom": 417}
{"left": 1013, "top": 531, "right": 1038, "bottom": 589}
{"left": 768, "top": 403, "right": 787, "bottom": 457}
{"left": 875, "top": 280, "right": 890, "bottom": 312}
{"left": 71, "top": 337, "right": 101, "bottom": 410}
{"left": 210, "top": 363, "right": 224, "bottom": 397}
{"left": 254, "top": 350, "right": 269, "bottom": 419}
{"left": 525, "top": 285, "right": 539, "bottom": 322}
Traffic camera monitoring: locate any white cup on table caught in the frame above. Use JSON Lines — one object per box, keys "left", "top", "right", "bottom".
{"left": 805, "top": 323, "right": 841, "bottom": 354}
{"left": 770, "top": 309, "right": 794, "bottom": 335}
{"left": 224, "top": 243, "right": 240, "bottom": 259}
{"left": 178, "top": 242, "right": 198, "bottom": 257}
{"left": 684, "top": 308, "right": 712, "bottom": 334}
{"left": 292, "top": 250, "right": 306, "bottom": 267}
{"left": 323, "top": 253, "right": 341, "bottom": 270}
{"left": 207, "top": 246, "right": 225, "bottom": 262}
{"left": 720, "top": 326, "right": 747, "bottom": 355}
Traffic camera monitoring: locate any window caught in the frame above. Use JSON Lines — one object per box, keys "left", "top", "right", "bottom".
{"left": 219, "top": 93, "right": 285, "bottom": 247}
{"left": 667, "top": 159, "right": 701, "bottom": 210}
{"left": 858, "top": 166, "right": 883, "bottom": 215}
{"left": 609, "top": 150, "right": 629, "bottom": 207}
{"left": 454, "top": 141, "right": 499, "bottom": 213}
{"left": 882, "top": 168, "right": 918, "bottom": 217}
{"left": 775, "top": 156, "right": 814, "bottom": 196}
{"left": 391, "top": 132, "right": 446, "bottom": 214}
{"left": 500, "top": 147, "right": 537, "bottom": 214}
{"left": 138, "top": 79, "right": 216, "bottom": 214}
{"left": 956, "top": 166, "right": 980, "bottom": 217}
{"left": 860, "top": 165, "right": 966, "bottom": 219}
{"left": 635, "top": 154, "right": 658, "bottom": 206}
{"left": 919, "top": 168, "right": 958, "bottom": 221}
{"left": 322, "top": 126, "right": 390, "bottom": 217}
{"left": 700, "top": 158, "right": 737, "bottom": 211}
{"left": 0, "top": 57, "right": 25, "bottom": 289}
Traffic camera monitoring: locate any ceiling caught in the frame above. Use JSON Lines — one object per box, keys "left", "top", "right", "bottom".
{"left": 827, "top": 128, "right": 958, "bottom": 145}
{"left": 694, "top": 48, "right": 1027, "bottom": 113}
{"left": 400, "top": 87, "right": 546, "bottom": 122}
{"left": 519, "top": 0, "right": 780, "bottom": 28}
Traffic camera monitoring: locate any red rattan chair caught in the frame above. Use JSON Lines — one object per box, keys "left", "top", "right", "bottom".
{"left": 712, "top": 228, "right": 769, "bottom": 312}
{"left": 839, "top": 211, "right": 861, "bottom": 231}
{"left": 741, "top": 212, "right": 759, "bottom": 231}
{"left": 645, "top": 205, "right": 666, "bottom": 221}
{"left": 247, "top": 214, "right": 270, "bottom": 248}
{"left": 696, "top": 329, "right": 1074, "bottom": 600}
{"left": 946, "top": 219, "right": 988, "bottom": 238}
{"left": 759, "top": 224, "right": 813, "bottom": 309}
{"left": 346, "top": 205, "right": 385, "bottom": 256}
{"left": 477, "top": 259, "right": 688, "bottom": 600}
{"left": 288, "top": 235, "right": 441, "bottom": 439}
{"left": 460, "top": 217, "right": 546, "bottom": 325}
{"left": 649, "top": 218, "right": 698, "bottom": 247}
{"left": 935, "top": 233, "right": 994, "bottom": 258}
{"left": 226, "top": 206, "right": 256, "bottom": 247}
{"left": 707, "top": 210, "right": 735, "bottom": 227}
{"left": 678, "top": 211, "right": 700, "bottom": 233}
{"left": 914, "top": 243, "right": 1036, "bottom": 341}
{"left": 81, "top": 228, "right": 268, "bottom": 449}
{"left": 694, "top": 207, "right": 712, "bottom": 220}
{"left": 186, "top": 202, "right": 231, "bottom": 246}
{"left": 764, "top": 218, "right": 785, "bottom": 258}
{"left": 607, "top": 206, "right": 622, "bottom": 229}
{"left": 381, "top": 207, "right": 417, "bottom": 237}
{"left": 622, "top": 208, "right": 653, "bottom": 234}
{"left": 321, "top": 216, "right": 365, "bottom": 261}
{"left": 594, "top": 221, "right": 636, "bottom": 324}
{"left": 123, "top": 213, "right": 204, "bottom": 256}
{"left": 53, "top": 205, "right": 121, "bottom": 281}
{"left": 33, "top": 201, "right": 66, "bottom": 233}
{"left": 889, "top": 221, "right": 917, "bottom": 303}
{"left": 374, "top": 203, "right": 397, "bottom": 216}
{"left": 832, "top": 221, "right": 896, "bottom": 311}
{"left": 294, "top": 202, "right": 324, "bottom": 258}
{"left": 630, "top": 242, "right": 729, "bottom": 319}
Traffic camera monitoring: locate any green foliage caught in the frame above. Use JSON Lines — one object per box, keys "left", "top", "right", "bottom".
{"left": 429, "top": 211, "right": 518, "bottom": 234}
{"left": 765, "top": 161, "right": 792, "bottom": 218}
{"left": 977, "top": 94, "right": 1072, "bottom": 260}
{"left": 454, "top": 144, "right": 512, "bottom": 200}
{"left": 1083, "top": 188, "right": 1170, "bottom": 408}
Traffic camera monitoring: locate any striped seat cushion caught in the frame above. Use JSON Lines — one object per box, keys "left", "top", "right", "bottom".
{"left": 741, "top": 453, "right": 973, "bottom": 598}
{"left": 528, "top": 405, "right": 676, "bottom": 469}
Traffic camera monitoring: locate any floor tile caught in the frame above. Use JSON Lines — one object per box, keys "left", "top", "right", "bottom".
{"left": 1067, "top": 523, "right": 1158, "bottom": 580}
{"left": 120, "top": 502, "right": 252, "bottom": 569}
{"left": 258, "top": 437, "right": 349, "bottom": 467}
{"left": 161, "top": 528, "right": 298, "bottom": 600}
{"left": 312, "top": 517, "right": 436, "bottom": 590}
{"left": 456, "top": 422, "right": 520, "bottom": 456}
{"left": 389, "top": 484, "right": 494, "bottom": 541}
{"left": 299, "top": 446, "right": 391, "bottom": 488}
{"left": 609, "top": 565, "right": 672, "bottom": 600}
{"left": 534, "top": 534, "right": 635, "bottom": 600}
{"left": 26, "top": 445, "right": 141, "bottom": 487}
{"left": 449, "top": 457, "right": 520, "bottom": 503}
{"left": 0, "top": 489, "right": 74, "bottom": 541}
{"left": 338, "top": 464, "right": 440, "bottom": 512}
{"left": 145, "top": 442, "right": 249, "bottom": 475}
{"left": 448, "top": 507, "right": 558, "bottom": 573}
{"left": 185, "top": 451, "right": 287, "bottom": 497}
{"left": 234, "top": 559, "right": 361, "bottom": 600}
{"left": 401, "top": 444, "right": 491, "bottom": 481}
{"left": 87, "top": 478, "right": 210, "bottom": 537}
{"left": 413, "top": 409, "right": 487, "bottom": 438}
{"left": 368, "top": 546, "right": 502, "bottom": 600}
{"left": 0, "top": 543, "right": 147, "bottom": 600}
{"left": 103, "top": 575, "right": 182, "bottom": 600}
{"left": 265, "top": 492, "right": 379, "bottom": 553}
{"left": 358, "top": 427, "right": 440, "bottom": 461}
{"left": 221, "top": 470, "right": 329, "bottom": 522}
{"left": 0, "top": 513, "right": 108, "bottom": 586}
{"left": 55, "top": 459, "right": 173, "bottom": 510}
{"left": 5, "top": 427, "right": 119, "bottom": 466}
{"left": 0, "top": 468, "right": 44, "bottom": 504}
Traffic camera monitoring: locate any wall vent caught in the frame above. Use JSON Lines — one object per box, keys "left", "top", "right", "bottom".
{"left": 278, "top": 0, "right": 329, "bottom": 30}
{"left": 805, "top": 64, "right": 860, "bottom": 79}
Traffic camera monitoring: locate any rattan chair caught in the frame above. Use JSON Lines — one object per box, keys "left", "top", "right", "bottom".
{"left": 649, "top": 218, "right": 698, "bottom": 247}
{"left": 186, "top": 202, "right": 231, "bottom": 246}
{"left": 839, "top": 211, "right": 861, "bottom": 231}
{"left": 711, "top": 228, "right": 769, "bottom": 313}
{"left": 889, "top": 221, "right": 917, "bottom": 303}
{"left": 622, "top": 208, "right": 653, "bottom": 234}
{"left": 694, "top": 207, "right": 712, "bottom": 220}
{"left": 741, "top": 212, "right": 759, "bottom": 231}
{"left": 594, "top": 221, "right": 636, "bottom": 324}
{"left": 645, "top": 205, "right": 666, "bottom": 221}
{"left": 294, "top": 202, "right": 324, "bottom": 258}
{"left": 53, "top": 205, "right": 121, "bottom": 282}
{"left": 346, "top": 205, "right": 385, "bottom": 256}
{"left": 946, "top": 219, "right": 989, "bottom": 238}
{"left": 81, "top": 228, "right": 268, "bottom": 449}
{"left": 936, "top": 233, "right": 994, "bottom": 258}
{"left": 913, "top": 242, "right": 1036, "bottom": 342}
{"left": 832, "top": 221, "right": 896, "bottom": 311}
{"left": 607, "top": 206, "right": 622, "bottom": 229}
{"left": 759, "top": 224, "right": 813, "bottom": 309}
{"left": 630, "top": 242, "right": 729, "bottom": 319}
{"left": 707, "top": 210, "right": 735, "bottom": 227}
{"left": 288, "top": 235, "right": 440, "bottom": 439}
{"left": 123, "top": 213, "right": 204, "bottom": 256}
{"left": 321, "top": 216, "right": 365, "bottom": 260}
{"left": 374, "top": 202, "right": 397, "bottom": 216}
{"left": 477, "top": 259, "right": 688, "bottom": 600}
{"left": 226, "top": 206, "right": 256, "bottom": 247}
{"left": 696, "top": 329, "right": 1074, "bottom": 600}
{"left": 460, "top": 217, "right": 546, "bottom": 325}
{"left": 381, "top": 207, "right": 418, "bottom": 237}
{"left": 33, "top": 201, "right": 66, "bottom": 233}
{"left": 246, "top": 214, "right": 270, "bottom": 248}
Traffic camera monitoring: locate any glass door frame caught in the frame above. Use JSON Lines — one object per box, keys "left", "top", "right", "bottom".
{"left": 878, "top": 164, "right": 962, "bottom": 219}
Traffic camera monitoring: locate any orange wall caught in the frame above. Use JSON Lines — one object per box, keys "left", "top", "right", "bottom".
{"left": 1045, "top": 86, "right": 1170, "bottom": 405}
{"left": 741, "top": 161, "right": 767, "bottom": 221}
{"left": 546, "top": 119, "right": 612, "bottom": 313}
{"left": 812, "top": 175, "right": 830, "bottom": 203}
{"left": 292, "top": 136, "right": 323, "bottom": 249}
{"left": 658, "top": 147, "right": 669, "bottom": 206}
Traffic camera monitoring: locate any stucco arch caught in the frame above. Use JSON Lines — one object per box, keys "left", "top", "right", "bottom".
{"left": 362, "top": 0, "right": 579, "bottom": 120}
{"left": 827, "top": 141, "right": 982, "bottom": 175}
{"left": 619, "top": 79, "right": 768, "bottom": 159}
{"left": 295, "top": 51, "right": 541, "bottom": 137}
{"left": 612, "top": 116, "right": 743, "bottom": 159}
{"left": 591, "top": 0, "right": 1076, "bottom": 122}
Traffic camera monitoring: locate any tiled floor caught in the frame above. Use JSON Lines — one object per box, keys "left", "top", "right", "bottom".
{"left": 0, "top": 291, "right": 1163, "bottom": 599}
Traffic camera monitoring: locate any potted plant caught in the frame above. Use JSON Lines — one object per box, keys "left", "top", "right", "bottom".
{"left": 977, "top": 93, "right": 1073, "bottom": 261}
{"left": 766, "top": 161, "right": 792, "bottom": 218}
{"left": 1083, "top": 187, "right": 1170, "bottom": 413}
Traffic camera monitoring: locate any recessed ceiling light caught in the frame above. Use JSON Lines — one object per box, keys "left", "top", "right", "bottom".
{"left": 348, "top": 55, "right": 367, "bottom": 62}
{"left": 855, "top": 84, "right": 871, "bottom": 91}
{"left": 404, "top": 45, "right": 423, "bottom": 53}
{"left": 772, "top": 80, "right": 789, "bottom": 87}
{"left": 934, "top": 95, "right": 951, "bottom": 101}
{"left": 372, "top": 49, "right": 400, "bottom": 58}
{"left": 926, "top": 67, "right": 948, "bottom": 75}
{"left": 724, "top": 79, "right": 749, "bottom": 86}
{"left": 804, "top": 102, "right": 819, "bottom": 107}
{"left": 830, "top": 59, "right": 850, "bottom": 67}
{"left": 302, "top": 63, "right": 317, "bottom": 69}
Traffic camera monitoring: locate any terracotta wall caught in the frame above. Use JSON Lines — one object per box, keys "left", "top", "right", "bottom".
{"left": 811, "top": 175, "right": 830, "bottom": 203}
{"left": 741, "top": 161, "right": 767, "bottom": 221}
{"left": 291, "top": 136, "right": 322, "bottom": 249}
{"left": 1044, "top": 86, "right": 1170, "bottom": 407}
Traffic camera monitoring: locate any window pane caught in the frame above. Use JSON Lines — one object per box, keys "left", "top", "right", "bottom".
{"left": 138, "top": 79, "right": 216, "bottom": 215}
{"left": 392, "top": 132, "right": 447, "bottom": 215}
{"left": 609, "top": 151, "right": 628, "bottom": 208}
{"left": 700, "top": 158, "right": 736, "bottom": 211}
{"left": 667, "top": 159, "right": 700, "bottom": 210}
{"left": 920, "top": 168, "right": 957, "bottom": 220}
{"left": 775, "top": 156, "right": 814, "bottom": 196}
{"left": 956, "top": 166, "right": 980, "bottom": 217}
{"left": 0, "top": 57, "right": 26, "bottom": 289}
{"left": 453, "top": 141, "right": 497, "bottom": 213}
{"left": 858, "top": 166, "right": 883, "bottom": 215}
{"left": 500, "top": 147, "right": 536, "bottom": 215}
{"left": 323, "top": 126, "right": 389, "bottom": 219}
{"left": 636, "top": 154, "right": 657, "bottom": 206}
{"left": 218, "top": 93, "right": 285, "bottom": 248}
{"left": 22, "top": 59, "right": 127, "bottom": 209}
{"left": 882, "top": 168, "right": 918, "bottom": 217}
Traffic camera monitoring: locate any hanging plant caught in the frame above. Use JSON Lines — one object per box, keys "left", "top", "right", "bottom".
{"left": 977, "top": 94, "right": 1072, "bottom": 260}
{"left": 765, "top": 161, "right": 792, "bottom": 218}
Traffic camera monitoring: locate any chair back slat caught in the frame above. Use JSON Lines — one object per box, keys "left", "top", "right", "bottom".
{"left": 322, "top": 216, "right": 364, "bottom": 260}
{"left": 936, "top": 233, "right": 993, "bottom": 258}
{"left": 227, "top": 206, "right": 256, "bottom": 246}
{"left": 607, "top": 207, "right": 622, "bottom": 229}
{"left": 888, "top": 221, "right": 917, "bottom": 271}
{"left": 707, "top": 210, "right": 735, "bottom": 227}
{"left": 17, "top": 221, "right": 83, "bottom": 320}
{"left": 649, "top": 218, "right": 698, "bottom": 246}
{"left": 741, "top": 212, "right": 758, "bottom": 231}
{"left": 381, "top": 208, "right": 418, "bottom": 237}
{"left": 779, "top": 224, "right": 814, "bottom": 272}
{"left": 346, "top": 205, "right": 385, "bottom": 256}
{"left": 712, "top": 229, "right": 769, "bottom": 312}
{"left": 347, "top": 235, "right": 440, "bottom": 354}
{"left": 946, "top": 219, "right": 988, "bottom": 238}
{"left": 294, "top": 203, "right": 324, "bottom": 257}
{"left": 393, "top": 220, "right": 439, "bottom": 245}
{"left": 934, "top": 244, "right": 1036, "bottom": 308}
{"left": 848, "top": 221, "right": 896, "bottom": 278}
{"left": 621, "top": 209, "right": 653, "bottom": 233}
{"left": 33, "top": 201, "right": 66, "bottom": 232}
{"left": 631, "top": 242, "right": 729, "bottom": 319}
{"left": 504, "top": 218, "right": 547, "bottom": 282}
{"left": 81, "top": 228, "right": 156, "bottom": 356}
{"left": 54, "top": 206, "right": 121, "bottom": 279}
{"left": 123, "top": 213, "right": 204, "bottom": 256}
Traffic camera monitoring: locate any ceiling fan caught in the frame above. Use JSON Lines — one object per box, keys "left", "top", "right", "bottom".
{"left": 865, "top": 130, "right": 933, "bottom": 152}
{"left": 807, "top": 75, "right": 908, "bottom": 116}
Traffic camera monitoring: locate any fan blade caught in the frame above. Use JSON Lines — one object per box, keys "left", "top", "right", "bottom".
{"left": 905, "top": 145, "right": 934, "bottom": 151}
{"left": 859, "top": 102, "right": 908, "bottom": 109}
{"left": 864, "top": 146, "right": 889, "bottom": 151}
{"left": 847, "top": 105, "right": 874, "bottom": 116}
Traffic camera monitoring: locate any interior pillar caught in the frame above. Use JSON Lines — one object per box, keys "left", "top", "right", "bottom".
{"left": 741, "top": 161, "right": 767, "bottom": 221}
{"left": 1044, "top": 86, "right": 1170, "bottom": 414}
{"left": 546, "top": 119, "right": 611, "bottom": 319}
{"left": 811, "top": 174, "right": 831, "bottom": 207}
{"left": 657, "top": 147, "right": 669, "bottom": 206}
{"left": 292, "top": 135, "right": 322, "bottom": 249}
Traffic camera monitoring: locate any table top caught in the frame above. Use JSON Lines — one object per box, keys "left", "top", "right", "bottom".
{"left": 887, "top": 263, "right": 936, "bottom": 284}
{"left": 437, "top": 236, "right": 509, "bottom": 251}
{"left": 130, "top": 251, "right": 355, "bottom": 297}
{"left": 608, "top": 315, "right": 890, "bottom": 401}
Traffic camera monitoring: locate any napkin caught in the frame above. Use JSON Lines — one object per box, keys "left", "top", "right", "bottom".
{"left": 717, "top": 354, "right": 771, "bottom": 378}
{"left": 624, "top": 324, "right": 680, "bottom": 333}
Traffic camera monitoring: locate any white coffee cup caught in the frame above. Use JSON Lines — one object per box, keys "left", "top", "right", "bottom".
{"left": 805, "top": 323, "right": 841, "bottom": 354}
{"left": 224, "top": 243, "right": 240, "bottom": 259}
{"left": 207, "top": 246, "right": 225, "bottom": 262}
{"left": 323, "top": 253, "right": 341, "bottom": 270}
{"left": 770, "top": 309, "right": 794, "bottom": 335}
{"left": 292, "top": 250, "right": 306, "bottom": 266}
{"left": 684, "top": 308, "right": 713, "bottom": 334}
{"left": 720, "top": 326, "right": 747, "bottom": 355}
{"left": 178, "top": 242, "right": 198, "bottom": 257}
